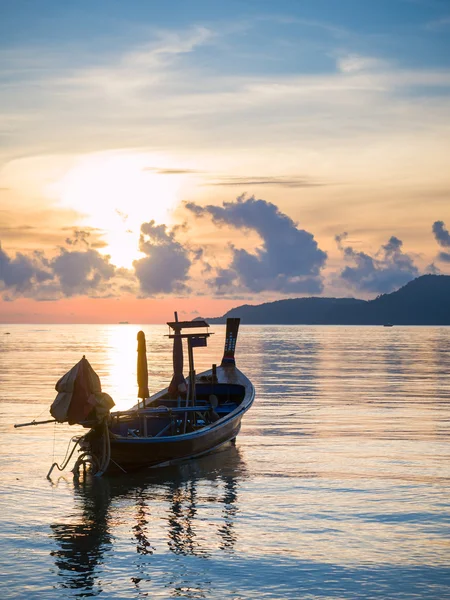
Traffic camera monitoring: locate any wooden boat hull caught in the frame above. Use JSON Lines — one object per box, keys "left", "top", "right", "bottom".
{"left": 109, "top": 411, "right": 243, "bottom": 471}
{"left": 103, "top": 365, "right": 254, "bottom": 473}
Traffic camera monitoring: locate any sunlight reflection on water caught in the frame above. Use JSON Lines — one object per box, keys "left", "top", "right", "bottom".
{"left": 0, "top": 324, "right": 449, "bottom": 599}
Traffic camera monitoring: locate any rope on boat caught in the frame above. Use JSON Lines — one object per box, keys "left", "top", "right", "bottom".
{"left": 46, "top": 435, "right": 84, "bottom": 480}
{"left": 71, "top": 419, "right": 111, "bottom": 478}
{"left": 94, "top": 420, "right": 111, "bottom": 477}
{"left": 46, "top": 418, "right": 112, "bottom": 479}
{"left": 72, "top": 451, "right": 100, "bottom": 477}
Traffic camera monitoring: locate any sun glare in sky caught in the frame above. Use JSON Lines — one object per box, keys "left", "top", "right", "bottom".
{"left": 52, "top": 152, "right": 182, "bottom": 267}
{"left": 1, "top": 0, "right": 449, "bottom": 325}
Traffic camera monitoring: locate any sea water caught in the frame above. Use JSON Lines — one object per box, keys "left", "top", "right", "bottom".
{"left": 0, "top": 324, "right": 449, "bottom": 599}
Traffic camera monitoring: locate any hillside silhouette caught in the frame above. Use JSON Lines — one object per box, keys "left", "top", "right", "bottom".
{"left": 206, "top": 275, "right": 450, "bottom": 325}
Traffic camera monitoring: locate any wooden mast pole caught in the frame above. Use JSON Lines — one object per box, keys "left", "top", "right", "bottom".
{"left": 187, "top": 336, "right": 197, "bottom": 427}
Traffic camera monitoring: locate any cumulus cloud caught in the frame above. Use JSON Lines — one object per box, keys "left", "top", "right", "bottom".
{"left": 336, "top": 233, "right": 419, "bottom": 293}
{"left": 185, "top": 195, "right": 327, "bottom": 294}
{"left": 51, "top": 248, "right": 115, "bottom": 296}
{"left": 432, "top": 220, "right": 450, "bottom": 262}
{"left": 0, "top": 244, "right": 52, "bottom": 294}
{"left": 207, "top": 267, "right": 237, "bottom": 293}
{"left": 133, "top": 220, "right": 191, "bottom": 295}
{"left": 1, "top": 220, "right": 197, "bottom": 300}
{"left": 0, "top": 234, "right": 120, "bottom": 299}
{"left": 433, "top": 220, "right": 450, "bottom": 247}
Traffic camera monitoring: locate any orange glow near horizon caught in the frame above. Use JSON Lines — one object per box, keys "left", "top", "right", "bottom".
{"left": 0, "top": 295, "right": 237, "bottom": 324}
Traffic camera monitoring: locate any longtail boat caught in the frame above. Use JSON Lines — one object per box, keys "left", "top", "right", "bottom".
{"left": 16, "top": 317, "right": 255, "bottom": 477}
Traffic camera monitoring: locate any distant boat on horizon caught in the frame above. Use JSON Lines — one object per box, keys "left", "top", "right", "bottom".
{"left": 119, "top": 321, "right": 129, "bottom": 324}
{"left": 383, "top": 323, "right": 393, "bottom": 327}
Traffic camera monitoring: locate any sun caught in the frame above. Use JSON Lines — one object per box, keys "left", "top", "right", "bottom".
{"left": 51, "top": 151, "right": 182, "bottom": 268}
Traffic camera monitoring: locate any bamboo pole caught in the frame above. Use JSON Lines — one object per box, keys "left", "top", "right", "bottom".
{"left": 14, "top": 419, "right": 57, "bottom": 428}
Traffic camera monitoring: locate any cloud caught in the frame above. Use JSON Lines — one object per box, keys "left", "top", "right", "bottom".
{"left": 0, "top": 225, "right": 37, "bottom": 241}
{"left": 1, "top": 219, "right": 197, "bottom": 300}
{"left": 432, "top": 220, "right": 450, "bottom": 262}
{"left": 0, "top": 237, "right": 120, "bottom": 299}
{"left": 206, "top": 267, "right": 237, "bottom": 294}
{"left": 50, "top": 230, "right": 119, "bottom": 297}
{"left": 65, "top": 229, "right": 91, "bottom": 246}
{"left": 425, "top": 262, "right": 441, "bottom": 274}
{"left": 425, "top": 16, "right": 450, "bottom": 31}
{"left": 204, "top": 176, "right": 324, "bottom": 188}
{"left": 133, "top": 220, "right": 191, "bottom": 295}
{"left": 336, "top": 54, "right": 387, "bottom": 74}
{"left": 432, "top": 220, "right": 450, "bottom": 246}
{"left": 0, "top": 244, "right": 52, "bottom": 294}
{"left": 3, "top": 19, "right": 450, "bottom": 167}
{"left": 51, "top": 248, "right": 116, "bottom": 296}
{"left": 51, "top": 25, "right": 215, "bottom": 104}
{"left": 336, "top": 233, "right": 420, "bottom": 293}
{"left": 185, "top": 195, "right": 327, "bottom": 294}
{"left": 143, "top": 167, "right": 202, "bottom": 175}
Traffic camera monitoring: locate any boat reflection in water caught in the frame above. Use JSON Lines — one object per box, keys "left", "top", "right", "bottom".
{"left": 50, "top": 444, "right": 247, "bottom": 597}
{"left": 50, "top": 483, "right": 112, "bottom": 595}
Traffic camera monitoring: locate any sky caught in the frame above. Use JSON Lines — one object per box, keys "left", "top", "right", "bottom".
{"left": 0, "top": 0, "right": 449, "bottom": 323}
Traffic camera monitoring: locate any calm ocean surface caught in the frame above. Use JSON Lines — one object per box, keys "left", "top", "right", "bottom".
{"left": 0, "top": 324, "right": 449, "bottom": 599}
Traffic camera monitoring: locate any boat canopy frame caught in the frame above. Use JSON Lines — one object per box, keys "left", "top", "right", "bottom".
{"left": 166, "top": 316, "right": 213, "bottom": 427}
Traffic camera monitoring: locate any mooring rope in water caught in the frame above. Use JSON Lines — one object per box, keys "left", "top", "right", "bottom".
{"left": 51, "top": 420, "right": 57, "bottom": 467}
{"left": 47, "top": 434, "right": 84, "bottom": 480}
{"left": 60, "top": 434, "right": 82, "bottom": 466}
{"left": 45, "top": 418, "right": 114, "bottom": 479}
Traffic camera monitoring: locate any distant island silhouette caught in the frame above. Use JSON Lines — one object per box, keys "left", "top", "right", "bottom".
{"left": 205, "top": 275, "right": 450, "bottom": 325}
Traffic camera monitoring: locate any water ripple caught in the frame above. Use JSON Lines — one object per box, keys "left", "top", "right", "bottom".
{"left": 1, "top": 324, "right": 449, "bottom": 599}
